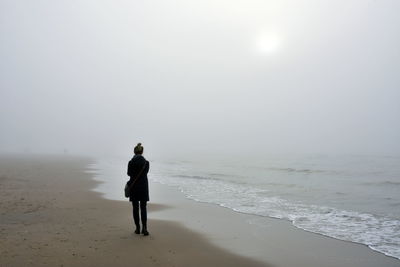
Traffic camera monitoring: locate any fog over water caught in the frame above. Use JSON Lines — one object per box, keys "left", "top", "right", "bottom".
{"left": 1, "top": 0, "right": 399, "bottom": 158}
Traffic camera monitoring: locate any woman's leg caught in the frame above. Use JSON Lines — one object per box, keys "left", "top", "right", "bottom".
{"left": 140, "top": 201, "right": 149, "bottom": 235}
{"left": 132, "top": 201, "right": 140, "bottom": 234}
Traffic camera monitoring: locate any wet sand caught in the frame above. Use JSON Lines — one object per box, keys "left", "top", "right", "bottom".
{"left": 150, "top": 182, "right": 400, "bottom": 267}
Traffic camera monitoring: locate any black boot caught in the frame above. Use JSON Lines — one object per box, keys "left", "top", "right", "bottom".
{"left": 135, "top": 225, "right": 141, "bottom": 235}
{"left": 142, "top": 225, "right": 149, "bottom": 236}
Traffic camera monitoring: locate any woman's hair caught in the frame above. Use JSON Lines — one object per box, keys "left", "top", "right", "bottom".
{"left": 134, "top": 143, "right": 144, "bottom": 155}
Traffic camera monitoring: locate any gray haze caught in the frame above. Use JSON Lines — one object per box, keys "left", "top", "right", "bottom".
{"left": 1, "top": 0, "right": 399, "bottom": 158}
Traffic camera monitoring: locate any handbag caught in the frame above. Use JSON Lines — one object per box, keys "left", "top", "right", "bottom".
{"left": 125, "top": 161, "right": 147, "bottom": 198}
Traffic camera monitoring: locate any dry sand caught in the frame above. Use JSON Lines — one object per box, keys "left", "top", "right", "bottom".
{"left": 1, "top": 154, "right": 400, "bottom": 267}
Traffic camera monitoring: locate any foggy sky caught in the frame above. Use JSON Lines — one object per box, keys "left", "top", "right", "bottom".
{"left": 1, "top": 0, "right": 399, "bottom": 158}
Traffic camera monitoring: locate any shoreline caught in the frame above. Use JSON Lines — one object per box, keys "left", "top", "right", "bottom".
{"left": 159, "top": 188, "right": 400, "bottom": 259}
{"left": 91, "top": 156, "right": 400, "bottom": 265}
{"left": 1, "top": 154, "right": 399, "bottom": 267}
{"left": 161, "top": 187, "right": 400, "bottom": 261}
{"left": 92, "top": 156, "right": 400, "bottom": 262}
{"left": 93, "top": 156, "right": 400, "bottom": 266}
{"left": 147, "top": 181, "right": 400, "bottom": 267}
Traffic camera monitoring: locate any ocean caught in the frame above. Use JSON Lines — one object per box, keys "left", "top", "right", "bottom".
{"left": 90, "top": 154, "right": 400, "bottom": 260}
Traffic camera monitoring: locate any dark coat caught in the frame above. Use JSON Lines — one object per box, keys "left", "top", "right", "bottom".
{"left": 127, "top": 155, "right": 150, "bottom": 202}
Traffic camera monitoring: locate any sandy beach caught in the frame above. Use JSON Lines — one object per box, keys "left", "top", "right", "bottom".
{"left": 1, "top": 155, "right": 399, "bottom": 267}
{"left": 0, "top": 155, "right": 267, "bottom": 267}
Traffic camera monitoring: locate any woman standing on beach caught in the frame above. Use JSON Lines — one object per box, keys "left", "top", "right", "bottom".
{"left": 127, "top": 143, "right": 150, "bottom": 236}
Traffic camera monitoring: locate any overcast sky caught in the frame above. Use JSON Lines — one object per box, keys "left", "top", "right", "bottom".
{"left": 1, "top": 0, "right": 399, "bottom": 158}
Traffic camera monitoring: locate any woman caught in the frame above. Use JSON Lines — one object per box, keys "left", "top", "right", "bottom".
{"left": 127, "top": 143, "right": 150, "bottom": 236}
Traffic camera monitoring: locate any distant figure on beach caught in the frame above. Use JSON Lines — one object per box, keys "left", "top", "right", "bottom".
{"left": 127, "top": 143, "right": 150, "bottom": 236}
